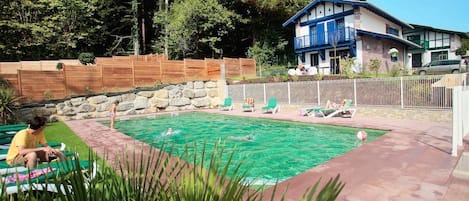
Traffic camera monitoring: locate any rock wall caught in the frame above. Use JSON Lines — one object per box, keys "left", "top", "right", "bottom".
{"left": 21, "top": 81, "right": 225, "bottom": 121}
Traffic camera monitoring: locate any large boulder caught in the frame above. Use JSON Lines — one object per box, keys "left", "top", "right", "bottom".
{"left": 121, "top": 93, "right": 136, "bottom": 102}
{"left": 194, "top": 89, "right": 207, "bottom": 98}
{"left": 170, "top": 98, "right": 191, "bottom": 106}
{"left": 137, "top": 91, "right": 154, "bottom": 98}
{"left": 78, "top": 103, "right": 96, "bottom": 113}
{"left": 70, "top": 97, "right": 86, "bottom": 106}
{"left": 87, "top": 95, "right": 108, "bottom": 104}
{"left": 150, "top": 98, "right": 169, "bottom": 108}
{"left": 191, "top": 97, "right": 210, "bottom": 107}
{"left": 194, "top": 81, "right": 204, "bottom": 89}
{"left": 207, "top": 89, "right": 218, "bottom": 97}
{"left": 205, "top": 81, "right": 217, "bottom": 88}
{"left": 155, "top": 89, "right": 168, "bottom": 99}
{"left": 134, "top": 96, "right": 149, "bottom": 110}
{"left": 117, "top": 101, "right": 134, "bottom": 112}
{"left": 183, "top": 89, "right": 195, "bottom": 98}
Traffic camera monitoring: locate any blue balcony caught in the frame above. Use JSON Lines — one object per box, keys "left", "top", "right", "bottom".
{"left": 294, "top": 27, "right": 356, "bottom": 51}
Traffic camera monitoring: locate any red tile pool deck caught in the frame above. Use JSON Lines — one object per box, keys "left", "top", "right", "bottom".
{"left": 64, "top": 109, "right": 469, "bottom": 201}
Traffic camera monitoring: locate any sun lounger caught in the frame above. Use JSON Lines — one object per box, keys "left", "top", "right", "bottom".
{"left": 242, "top": 98, "right": 255, "bottom": 112}
{"left": 304, "top": 99, "right": 356, "bottom": 118}
{"left": 261, "top": 98, "right": 279, "bottom": 114}
{"left": 219, "top": 97, "right": 233, "bottom": 111}
{"left": 0, "top": 159, "right": 97, "bottom": 195}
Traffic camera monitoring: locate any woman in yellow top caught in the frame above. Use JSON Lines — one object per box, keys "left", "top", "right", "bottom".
{"left": 6, "top": 116, "right": 65, "bottom": 168}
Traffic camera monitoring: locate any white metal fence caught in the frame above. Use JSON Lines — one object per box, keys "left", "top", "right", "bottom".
{"left": 228, "top": 75, "right": 467, "bottom": 109}
{"left": 452, "top": 85, "right": 469, "bottom": 156}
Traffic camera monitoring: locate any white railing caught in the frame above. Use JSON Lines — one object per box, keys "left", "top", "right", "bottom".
{"left": 227, "top": 75, "right": 466, "bottom": 109}
{"left": 452, "top": 85, "right": 469, "bottom": 156}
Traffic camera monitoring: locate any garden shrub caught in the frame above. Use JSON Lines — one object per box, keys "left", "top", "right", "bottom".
{"left": 78, "top": 52, "right": 96, "bottom": 65}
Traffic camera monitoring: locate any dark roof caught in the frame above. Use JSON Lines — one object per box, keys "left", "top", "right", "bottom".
{"left": 283, "top": 0, "right": 413, "bottom": 29}
{"left": 406, "top": 24, "right": 469, "bottom": 39}
{"left": 356, "top": 29, "right": 421, "bottom": 48}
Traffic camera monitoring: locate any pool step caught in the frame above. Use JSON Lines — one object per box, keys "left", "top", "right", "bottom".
{"left": 453, "top": 152, "right": 469, "bottom": 180}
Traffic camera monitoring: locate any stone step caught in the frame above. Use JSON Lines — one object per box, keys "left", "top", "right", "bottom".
{"left": 453, "top": 152, "right": 469, "bottom": 180}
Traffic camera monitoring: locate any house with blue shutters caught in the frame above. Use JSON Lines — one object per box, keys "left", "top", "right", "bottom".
{"left": 403, "top": 24, "right": 468, "bottom": 68}
{"left": 283, "top": 0, "right": 421, "bottom": 75}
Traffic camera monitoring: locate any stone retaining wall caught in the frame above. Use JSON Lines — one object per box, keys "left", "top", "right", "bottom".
{"left": 20, "top": 80, "right": 226, "bottom": 121}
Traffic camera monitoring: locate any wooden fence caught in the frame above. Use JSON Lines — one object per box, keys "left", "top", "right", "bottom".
{"left": 0, "top": 54, "right": 256, "bottom": 101}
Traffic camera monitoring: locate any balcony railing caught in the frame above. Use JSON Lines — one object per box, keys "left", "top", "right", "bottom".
{"left": 409, "top": 38, "right": 450, "bottom": 50}
{"left": 294, "top": 27, "right": 356, "bottom": 50}
{"left": 409, "top": 40, "right": 429, "bottom": 50}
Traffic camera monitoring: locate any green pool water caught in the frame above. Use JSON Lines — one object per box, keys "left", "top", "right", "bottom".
{"left": 104, "top": 112, "right": 386, "bottom": 185}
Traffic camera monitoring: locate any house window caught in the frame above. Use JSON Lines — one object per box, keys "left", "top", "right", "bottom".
{"left": 311, "top": 54, "right": 319, "bottom": 66}
{"left": 431, "top": 51, "right": 448, "bottom": 61}
{"left": 386, "top": 24, "right": 399, "bottom": 36}
{"left": 407, "top": 35, "right": 420, "bottom": 43}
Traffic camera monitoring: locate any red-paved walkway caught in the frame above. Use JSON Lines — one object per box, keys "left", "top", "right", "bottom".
{"left": 64, "top": 109, "right": 469, "bottom": 201}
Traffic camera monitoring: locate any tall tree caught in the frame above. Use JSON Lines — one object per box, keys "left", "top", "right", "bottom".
{"left": 153, "top": 0, "right": 241, "bottom": 59}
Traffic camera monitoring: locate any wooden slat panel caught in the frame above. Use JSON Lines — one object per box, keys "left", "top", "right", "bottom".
{"left": 102, "top": 64, "right": 134, "bottom": 90}
{"left": 205, "top": 59, "right": 222, "bottom": 80}
{"left": 19, "top": 71, "right": 66, "bottom": 101}
{"left": 161, "top": 60, "right": 184, "bottom": 83}
{"left": 64, "top": 66, "right": 103, "bottom": 95}
{"left": 133, "top": 61, "right": 161, "bottom": 87}
{"left": 185, "top": 59, "right": 207, "bottom": 81}
{"left": 223, "top": 58, "right": 241, "bottom": 78}
{"left": 0, "top": 63, "right": 21, "bottom": 74}
{"left": 240, "top": 58, "right": 256, "bottom": 77}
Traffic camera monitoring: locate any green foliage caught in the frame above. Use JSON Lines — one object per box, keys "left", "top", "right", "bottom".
{"left": 0, "top": 88, "right": 21, "bottom": 125}
{"left": 340, "top": 57, "right": 355, "bottom": 78}
{"left": 367, "top": 58, "right": 381, "bottom": 77}
{"left": 0, "top": 142, "right": 345, "bottom": 201}
{"left": 153, "top": 0, "right": 242, "bottom": 59}
{"left": 43, "top": 90, "right": 54, "bottom": 100}
{"left": 56, "top": 62, "right": 64, "bottom": 70}
{"left": 389, "top": 63, "right": 402, "bottom": 77}
{"left": 78, "top": 52, "right": 96, "bottom": 65}
{"left": 247, "top": 40, "right": 288, "bottom": 69}
{"left": 456, "top": 38, "right": 469, "bottom": 56}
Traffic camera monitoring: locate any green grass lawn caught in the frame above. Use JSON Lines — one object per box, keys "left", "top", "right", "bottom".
{"left": 44, "top": 121, "right": 92, "bottom": 160}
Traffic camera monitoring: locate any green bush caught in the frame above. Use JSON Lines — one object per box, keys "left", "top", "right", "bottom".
{"left": 367, "top": 58, "right": 381, "bottom": 77}
{"left": 389, "top": 64, "right": 402, "bottom": 77}
{"left": 0, "top": 142, "right": 345, "bottom": 201}
{"left": 0, "top": 88, "right": 21, "bottom": 124}
{"left": 78, "top": 52, "right": 96, "bottom": 65}
{"left": 56, "top": 62, "right": 64, "bottom": 70}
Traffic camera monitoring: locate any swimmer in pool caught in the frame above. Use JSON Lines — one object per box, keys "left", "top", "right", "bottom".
{"left": 228, "top": 135, "right": 254, "bottom": 141}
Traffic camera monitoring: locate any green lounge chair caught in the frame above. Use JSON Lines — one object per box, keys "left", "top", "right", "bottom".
{"left": 241, "top": 98, "right": 255, "bottom": 112}
{"left": 0, "top": 150, "right": 79, "bottom": 174}
{"left": 0, "top": 159, "right": 97, "bottom": 195}
{"left": 0, "top": 124, "right": 28, "bottom": 134}
{"left": 219, "top": 97, "right": 233, "bottom": 111}
{"left": 261, "top": 98, "right": 279, "bottom": 114}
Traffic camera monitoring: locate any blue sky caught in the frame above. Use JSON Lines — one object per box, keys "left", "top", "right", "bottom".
{"left": 367, "top": 0, "right": 469, "bottom": 32}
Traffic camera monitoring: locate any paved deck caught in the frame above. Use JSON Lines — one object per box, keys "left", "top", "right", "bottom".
{"left": 64, "top": 109, "right": 469, "bottom": 201}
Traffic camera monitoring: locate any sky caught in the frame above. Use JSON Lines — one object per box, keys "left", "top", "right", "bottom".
{"left": 367, "top": 0, "right": 469, "bottom": 32}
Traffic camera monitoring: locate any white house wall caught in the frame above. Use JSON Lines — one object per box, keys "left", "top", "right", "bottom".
{"left": 359, "top": 8, "right": 402, "bottom": 36}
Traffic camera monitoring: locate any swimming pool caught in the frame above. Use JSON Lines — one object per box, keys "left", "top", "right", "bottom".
{"left": 105, "top": 112, "right": 386, "bottom": 184}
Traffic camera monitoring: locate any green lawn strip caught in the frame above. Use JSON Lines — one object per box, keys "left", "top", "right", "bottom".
{"left": 44, "top": 121, "right": 107, "bottom": 166}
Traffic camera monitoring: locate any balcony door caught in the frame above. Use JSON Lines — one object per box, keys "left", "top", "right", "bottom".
{"left": 315, "top": 23, "right": 325, "bottom": 45}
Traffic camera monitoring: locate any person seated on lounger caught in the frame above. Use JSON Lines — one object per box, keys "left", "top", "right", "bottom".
{"left": 6, "top": 116, "right": 66, "bottom": 168}
{"left": 326, "top": 99, "right": 347, "bottom": 110}
{"left": 228, "top": 135, "right": 254, "bottom": 142}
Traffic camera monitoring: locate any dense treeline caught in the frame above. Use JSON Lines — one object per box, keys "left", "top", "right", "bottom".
{"left": 0, "top": 0, "right": 310, "bottom": 64}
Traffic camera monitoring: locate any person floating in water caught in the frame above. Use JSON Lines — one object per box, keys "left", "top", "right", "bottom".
{"left": 228, "top": 135, "right": 254, "bottom": 141}
{"left": 163, "top": 127, "right": 173, "bottom": 136}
